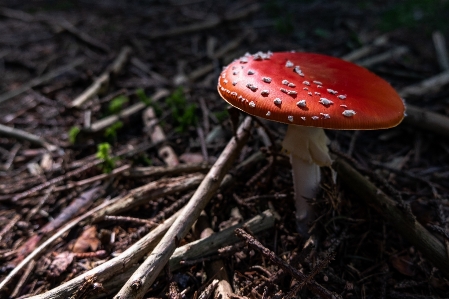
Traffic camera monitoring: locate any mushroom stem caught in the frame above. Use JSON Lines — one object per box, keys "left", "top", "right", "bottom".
{"left": 289, "top": 152, "right": 321, "bottom": 225}
{"left": 282, "top": 125, "right": 332, "bottom": 234}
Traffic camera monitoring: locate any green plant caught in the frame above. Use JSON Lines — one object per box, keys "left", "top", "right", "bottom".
{"left": 165, "top": 87, "right": 198, "bottom": 132}
{"left": 68, "top": 126, "right": 81, "bottom": 144}
{"left": 95, "top": 142, "right": 117, "bottom": 173}
{"left": 136, "top": 88, "right": 162, "bottom": 116}
{"left": 108, "top": 95, "right": 129, "bottom": 114}
{"left": 104, "top": 121, "right": 123, "bottom": 141}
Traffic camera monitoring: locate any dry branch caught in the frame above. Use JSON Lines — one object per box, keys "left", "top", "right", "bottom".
{"left": 24, "top": 208, "right": 272, "bottom": 299}
{"left": 403, "top": 105, "right": 449, "bottom": 137}
{"left": 86, "top": 89, "right": 169, "bottom": 132}
{"left": 333, "top": 158, "right": 449, "bottom": 278}
{"left": 147, "top": 4, "right": 259, "bottom": 39}
{"left": 0, "top": 123, "right": 58, "bottom": 151}
{"left": 128, "top": 162, "right": 210, "bottom": 177}
{"left": 70, "top": 46, "right": 132, "bottom": 108}
{"left": 0, "top": 58, "right": 84, "bottom": 104}
{"left": 432, "top": 31, "right": 449, "bottom": 71}
{"left": 0, "top": 200, "right": 112, "bottom": 291}
{"left": 23, "top": 209, "right": 181, "bottom": 299}
{"left": 143, "top": 105, "right": 179, "bottom": 166}
{"left": 235, "top": 228, "right": 340, "bottom": 299}
{"left": 399, "top": 69, "right": 449, "bottom": 98}
{"left": 91, "top": 173, "right": 205, "bottom": 221}
{"left": 114, "top": 116, "right": 253, "bottom": 299}
{"left": 357, "top": 46, "right": 408, "bottom": 67}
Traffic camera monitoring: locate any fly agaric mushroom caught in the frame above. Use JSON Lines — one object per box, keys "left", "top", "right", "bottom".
{"left": 217, "top": 51, "right": 405, "bottom": 235}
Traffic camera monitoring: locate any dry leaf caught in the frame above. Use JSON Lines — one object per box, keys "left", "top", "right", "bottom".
{"left": 72, "top": 226, "right": 101, "bottom": 253}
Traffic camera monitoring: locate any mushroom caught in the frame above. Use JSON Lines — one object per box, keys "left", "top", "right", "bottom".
{"left": 217, "top": 51, "right": 405, "bottom": 235}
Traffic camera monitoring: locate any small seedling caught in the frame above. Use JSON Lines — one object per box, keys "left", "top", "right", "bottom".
{"left": 166, "top": 87, "right": 198, "bottom": 132}
{"left": 68, "top": 126, "right": 81, "bottom": 144}
{"left": 95, "top": 142, "right": 118, "bottom": 173}
{"left": 108, "top": 95, "right": 129, "bottom": 114}
{"left": 104, "top": 121, "right": 123, "bottom": 141}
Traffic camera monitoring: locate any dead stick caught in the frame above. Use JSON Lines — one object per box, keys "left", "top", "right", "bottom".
{"left": 70, "top": 46, "right": 132, "bottom": 108}
{"left": 0, "top": 124, "right": 58, "bottom": 151}
{"left": 0, "top": 200, "right": 111, "bottom": 291}
{"left": 23, "top": 209, "right": 182, "bottom": 299}
{"left": 235, "top": 228, "right": 340, "bottom": 299}
{"left": 24, "top": 208, "right": 271, "bottom": 299}
{"left": 114, "top": 116, "right": 253, "bottom": 299}
{"left": 0, "top": 58, "right": 84, "bottom": 104}
{"left": 91, "top": 173, "right": 205, "bottom": 221}
{"left": 402, "top": 104, "right": 449, "bottom": 137}
{"left": 333, "top": 158, "right": 449, "bottom": 278}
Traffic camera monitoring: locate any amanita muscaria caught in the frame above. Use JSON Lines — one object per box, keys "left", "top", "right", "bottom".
{"left": 217, "top": 51, "right": 405, "bottom": 235}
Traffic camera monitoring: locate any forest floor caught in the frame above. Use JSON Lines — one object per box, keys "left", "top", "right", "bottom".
{"left": 1, "top": 1, "right": 449, "bottom": 298}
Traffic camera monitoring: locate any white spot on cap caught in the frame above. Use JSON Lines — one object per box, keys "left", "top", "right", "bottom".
{"left": 223, "top": 79, "right": 228, "bottom": 84}
{"left": 338, "top": 95, "right": 347, "bottom": 100}
{"left": 249, "top": 101, "right": 256, "bottom": 108}
{"left": 314, "top": 92, "right": 321, "bottom": 95}
{"left": 240, "top": 57, "right": 248, "bottom": 63}
{"left": 288, "top": 115, "right": 294, "bottom": 122}
{"left": 232, "top": 81, "right": 237, "bottom": 86}
{"left": 233, "top": 71, "right": 238, "bottom": 75}
{"left": 231, "top": 92, "right": 237, "bottom": 96}
{"left": 313, "top": 81, "right": 323, "bottom": 85}
{"left": 266, "top": 111, "right": 271, "bottom": 116}
{"left": 342, "top": 110, "right": 356, "bottom": 117}
{"left": 262, "top": 77, "right": 272, "bottom": 83}
{"left": 327, "top": 89, "right": 338, "bottom": 95}
{"left": 317, "top": 85, "right": 322, "bottom": 88}
{"left": 308, "top": 92, "right": 312, "bottom": 96}
{"left": 296, "top": 100, "right": 307, "bottom": 107}
{"left": 285, "top": 60, "right": 294, "bottom": 68}
{"left": 288, "top": 82, "right": 296, "bottom": 87}
{"left": 246, "top": 83, "right": 258, "bottom": 91}
{"left": 274, "top": 98, "right": 282, "bottom": 105}
{"left": 340, "top": 104, "right": 347, "bottom": 108}
{"left": 248, "top": 70, "right": 255, "bottom": 75}
{"left": 301, "top": 116, "right": 306, "bottom": 121}
{"left": 282, "top": 79, "right": 289, "bottom": 85}
{"left": 311, "top": 116, "right": 319, "bottom": 120}
{"left": 303, "top": 87, "right": 309, "bottom": 91}
{"left": 320, "top": 113, "right": 330, "bottom": 119}
{"left": 303, "top": 81, "right": 310, "bottom": 86}
{"left": 319, "top": 98, "right": 334, "bottom": 106}
{"left": 261, "top": 90, "right": 270, "bottom": 96}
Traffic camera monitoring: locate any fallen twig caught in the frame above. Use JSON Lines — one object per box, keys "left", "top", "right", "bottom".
{"left": 8, "top": 186, "right": 104, "bottom": 267}
{"left": 333, "top": 158, "right": 449, "bottom": 278}
{"left": 24, "top": 208, "right": 272, "bottom": 299}
{"left": 0, "top": 199, "right": 111, "bottom": 292}
{"left": 403, "top": 104, "right": 449, "bottom": 137}
{"left": 114, "top": 116, "right": 253, "bottom": 299}
{"left": 432, "top": 31, "right": 449, "bottom": 71}
{"left": 91, "top": 173, "right": 205, "bottom": 221}
{"left": 70, "top": 46, "right": 132, "bottom": 108}
{"left": 357, "top": 46, "right": 409, "bottom": 68}
{"left": 146, "top": 4, "right": 259, "bottom": 39}
{"left": 235, "top": 228, "right": 340, "bottom": 299}
{"left": 399, "top": 69, "right": 449, "bottom": 98}
{"left": 22, "top": 208, "right": 181, "bottom": 299}
{"left": 0, "top": 58, "right": 84, "bottom": 104}
{"left": 0, "top": 123, "right": 58, "bottom": 151}
{"left": 143, "top": 105, "right": 179, "bottom": 166}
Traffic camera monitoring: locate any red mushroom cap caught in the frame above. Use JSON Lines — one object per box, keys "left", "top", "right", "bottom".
{"left": 217, "top": 51, "right": 405, "bottom": 130}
